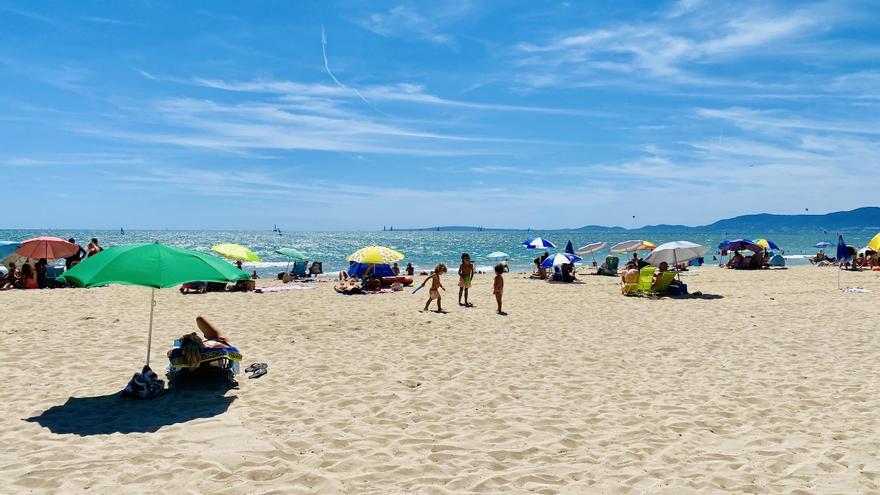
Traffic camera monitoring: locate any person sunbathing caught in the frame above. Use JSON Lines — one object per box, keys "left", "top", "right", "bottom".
{"left": 167, "top": 316, "right": 234, "bottom": 369}
{"left": 652, "top": 262, "right": 670, "bottom": 290}
{"left": 620, "top": 262, "right": 639, "bottom": 295}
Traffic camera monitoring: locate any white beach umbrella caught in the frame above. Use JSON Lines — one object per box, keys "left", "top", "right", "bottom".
{"left": 487, "top": 251, "right": 509, "bottom": 259}
{"left": 575, "top": 242, "right": 607, "bottom": 255}
{"left": 645, "top": 241, "right": 708, "bottom": 267}
{"left": 610, "top": 240, "right": 652, "bottom": 253}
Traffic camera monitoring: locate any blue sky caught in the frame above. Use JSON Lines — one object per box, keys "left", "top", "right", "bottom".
{"left": 2, "top": 0, "right": 879, "bottom": 230}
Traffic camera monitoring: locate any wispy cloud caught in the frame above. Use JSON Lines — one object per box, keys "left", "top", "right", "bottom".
{"left": 79, "top": 16, "right": 133, "bottom": 26}
{"left": 513, "top": 2, "right": 846, "bottom": 89}
{"left": 191, "top": 77, "right": 600, "bottom": 116}
{"left": 355, "top": 2, "right": 474, "bottom": 45}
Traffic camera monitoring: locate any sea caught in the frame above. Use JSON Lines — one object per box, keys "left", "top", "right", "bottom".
{"left": 2, "top": 229, "right": 876, "bottom": 277}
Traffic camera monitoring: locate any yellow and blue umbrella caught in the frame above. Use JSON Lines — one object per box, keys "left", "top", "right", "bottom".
{"left": 347, "top": 246, "right": 404, "bottom": 264}
{"left": 211, "top": 243, "right": 262, "bottom": 262}
{"left": 755, "top": 239, "right": 780, "bottom": 251}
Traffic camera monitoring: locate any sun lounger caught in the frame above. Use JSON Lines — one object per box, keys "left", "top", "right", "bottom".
{"left": 166, "top": 339, "right": 242, "bottom": 387}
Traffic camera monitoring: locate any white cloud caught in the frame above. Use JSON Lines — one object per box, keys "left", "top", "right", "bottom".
{"left": 355, "top": 2, "right": 474, "bottom": 45}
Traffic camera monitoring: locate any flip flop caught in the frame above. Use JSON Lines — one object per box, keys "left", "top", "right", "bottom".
{"left": 249, "top": 367, "right": 267, "bottom": 379}
{"left": 245, "top": 363, "right": 268, "bottom": 373}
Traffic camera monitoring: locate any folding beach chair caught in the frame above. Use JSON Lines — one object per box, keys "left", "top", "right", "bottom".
{"left": 596, "top": 256, "right": 619, "bottom": 276}
{"left": 291, "top": 261, "right": 307, "bottom": 278}
{"left": 308, "top": 261, "right": 323, "bottom": 277}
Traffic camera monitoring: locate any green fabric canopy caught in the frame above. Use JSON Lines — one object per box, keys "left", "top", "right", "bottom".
{"left": 58, "top": 242, "right": 250, "bottom": 288}
{"left": 57, "top": 242, "right": 251, "bottom": 367}
{"left": 274, "top": 247, "right": 307, "bottom": 261}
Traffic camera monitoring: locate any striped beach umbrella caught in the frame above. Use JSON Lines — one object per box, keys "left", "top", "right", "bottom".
{"left": 523, "top": 237, "right": 555, "bottom": 249}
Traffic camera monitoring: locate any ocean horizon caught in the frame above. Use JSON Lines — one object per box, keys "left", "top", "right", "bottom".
{"left": 4, "top": 228, "right": 876, "bottom": 276}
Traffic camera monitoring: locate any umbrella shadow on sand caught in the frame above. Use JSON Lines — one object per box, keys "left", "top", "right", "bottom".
{"left": 25, "top": 388, "right": 236, "bottom": 436}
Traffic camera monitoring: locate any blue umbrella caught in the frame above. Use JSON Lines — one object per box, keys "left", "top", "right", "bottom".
{"left": 523, "top": 237, "right": 555, "bottom": 249}
{"left": 718, "top": 239, "right": 762, "bottom": 252}
{"left": 836, "top": 235, "right": 851, "bottom": 262}
{"left": 564, "top": 240, "right": 575, "bottom": 254}
{"left": 815, "top": 241, "right": 833, "bottom": 249}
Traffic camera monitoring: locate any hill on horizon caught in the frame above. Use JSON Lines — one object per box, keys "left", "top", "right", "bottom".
{"left": 405, "top": 207, "right": 880, "bottom": 233}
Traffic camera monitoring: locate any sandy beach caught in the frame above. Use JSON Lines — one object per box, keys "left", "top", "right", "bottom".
{"left": 2, "top": 265, "right": 880, "bottom": 494}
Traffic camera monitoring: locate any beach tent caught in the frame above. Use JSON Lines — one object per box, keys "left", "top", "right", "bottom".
{"left": 58, "top": 242, "right": 250, "bottom": 368}
{"left": 0, "top": 241, "right": 20, "bottom": 260}
{"left": 540, "top": 252, "right": 582, "bottom": 269}
{"left": 523, "top": 237, "right": 555, "bottom": 249}
{"left": 348, "top": 262, "right": 395, "bottom": 278}
{"left": 211, "top": 243, "right": 262, "bottom": 262}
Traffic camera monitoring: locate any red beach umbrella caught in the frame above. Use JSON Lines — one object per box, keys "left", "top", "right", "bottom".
{"left": 16, "top": 236, "right": 79, "bottom": 260}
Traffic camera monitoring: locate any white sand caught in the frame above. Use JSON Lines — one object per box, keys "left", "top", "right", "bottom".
{"left": 2, "top": 266, "right": 880, "bottom": 493}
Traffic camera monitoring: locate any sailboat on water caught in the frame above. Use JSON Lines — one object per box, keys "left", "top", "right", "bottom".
{"left": 120, "top": 227, "right": 125, "bottom": 235}
{"left": 273, "top": 224, "right": 282, "bottom": 236}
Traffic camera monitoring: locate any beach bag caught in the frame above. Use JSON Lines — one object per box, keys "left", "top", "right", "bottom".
{"left": 122, "top": 365, "right": 165, "bottom": 399}
{"left": 391, "top": 282, "right": 404, "bottom": 291}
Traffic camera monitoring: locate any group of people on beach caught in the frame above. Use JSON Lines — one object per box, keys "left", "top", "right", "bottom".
{"left": 528, "top": 251, "right": 577, "bottom": 282}
{"left": 1, "top": 237, "right": 102, "bottom": 290}
{"left": 417, "top": 253, "right": 506, "bottom": 315}
{"left": 811, "top": 248, "right": 879, "bottom": 270}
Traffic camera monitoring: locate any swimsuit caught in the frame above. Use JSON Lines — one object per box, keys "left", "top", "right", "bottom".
{"left": 458, "top": 275, "right": 472, "bottom": 289}
{"left": 429, "top": 288, "right": 441, "bottom": 300}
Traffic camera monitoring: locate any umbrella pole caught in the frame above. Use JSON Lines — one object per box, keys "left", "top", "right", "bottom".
{"left": 146, "top": 288, "right": 156, "bottom": 367}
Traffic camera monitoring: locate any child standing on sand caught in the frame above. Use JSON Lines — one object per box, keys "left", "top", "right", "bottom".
{"left": 419, "top": 263, "right": 447, "bottom": 312}
{"left": 458, "top": 253, "right": 474, "bottom": 307}
{"left": 493, "top": 263, "right": 505, "bottom": 315}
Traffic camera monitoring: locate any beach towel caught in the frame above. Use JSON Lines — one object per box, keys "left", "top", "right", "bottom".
{"left": 256, "top": 284, "right": 317, "bottom": 292}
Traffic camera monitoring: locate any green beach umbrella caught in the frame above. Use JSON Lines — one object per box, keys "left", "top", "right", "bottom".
{"left": 58, "top": 242, "right": 250, "bottom": 366}
{"left": 275, "top": 247, "right": 307, "bottom": 261}
{"left": 275, "top": 247, "right": 307, "bottom": 272}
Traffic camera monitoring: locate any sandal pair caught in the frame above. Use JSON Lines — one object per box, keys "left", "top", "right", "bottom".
{"left": 245, "top": 362, "right": 268, "bottom": 379}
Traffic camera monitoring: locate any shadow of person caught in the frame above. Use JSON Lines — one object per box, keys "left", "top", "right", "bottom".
{"left": 25, "top": 388, "right": 236, "bottom": 436}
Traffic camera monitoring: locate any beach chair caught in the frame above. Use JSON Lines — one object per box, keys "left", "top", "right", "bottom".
{"left": 596, "top": 256, "right": 619, "bottom": 276}
{"left": 291, "top": 261, "right": 307, "bottom": 278}
{"left": 635, "top": 266, "right": 656, "bottom": 292}
{"left": 308, "top": 261, "right": 323, "bottom": 277}
{"left": 166, "top": 339, "right": 242, "bottom": 388}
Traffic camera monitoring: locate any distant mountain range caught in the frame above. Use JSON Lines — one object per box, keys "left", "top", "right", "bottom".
{"left": 404, "top": 207, "right": 880, "bottom": 233}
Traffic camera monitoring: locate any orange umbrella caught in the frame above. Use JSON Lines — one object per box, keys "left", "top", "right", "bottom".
{"left": 16, "top": 236, "right": 78, "bottom": 260}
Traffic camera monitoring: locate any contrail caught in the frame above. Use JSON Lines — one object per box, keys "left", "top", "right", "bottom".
{"left": 321, "top": 25, "right": 372, "bottom": 107}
